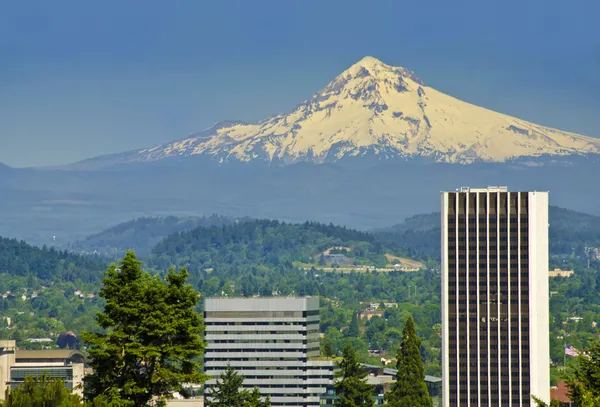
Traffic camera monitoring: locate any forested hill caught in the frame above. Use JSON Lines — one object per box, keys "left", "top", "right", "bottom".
{"left": 0, "top": 236, "right": 107, "bottom": 283}
{"left": 374, "top": 206, "right": 600, "bottom": 262}
{"left": 69, "top": 214, "right": 240, "bottom": 257}
{"left": 148, "top": 219, "right": 405, "bottom": 274}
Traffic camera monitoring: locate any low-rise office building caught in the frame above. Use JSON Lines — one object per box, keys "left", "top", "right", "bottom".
{"left": 203, "top": 297, "right": 334, "bottom": 407}
{"left": 0, "top": 340, "right": 85, "bottom": 399}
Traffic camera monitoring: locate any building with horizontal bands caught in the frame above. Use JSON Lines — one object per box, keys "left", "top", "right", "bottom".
{"left": 0, "top": 340, "right": 85, "bottom": 399}
{"left": 203, "top": 297, "right": 334, "bottom": 407}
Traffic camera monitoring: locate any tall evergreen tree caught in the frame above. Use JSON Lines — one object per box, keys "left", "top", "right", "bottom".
{"left": 384, "top": 315, "right": 432, "bottom": 407}
{"left": 334, "top": 346, "right": 374, "bottom": 407}
{"left": 82, "top": 251, "right": 206, "bottom": 407}
{"left": 345, "top": 312, "right": 361, "bottom": 338}
{"left": 205, "top": 365, "right": 248, "bottom": 407}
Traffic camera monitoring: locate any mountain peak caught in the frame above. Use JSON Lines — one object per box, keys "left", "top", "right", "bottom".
{"left": 86, "top": 58, "right": 600, "bottom": 166}
{"left": 352, "top": 56, "right": 386, "bottom": 70}
{"left": 342, "top": 56, "right": 424, "bottom": 86}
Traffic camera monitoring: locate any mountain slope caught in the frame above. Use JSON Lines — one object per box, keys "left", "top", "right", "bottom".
{"left": 147, "top": 219, "right": 402, "bottom": 275}
{"left": 69, "top": 215, "right": 240, "bottom": 257}
{"left": 0, "top": 236, "right": 106, "bottom": 283}
{"left": 85, "top": 56, "right": 600, "bottom": 166}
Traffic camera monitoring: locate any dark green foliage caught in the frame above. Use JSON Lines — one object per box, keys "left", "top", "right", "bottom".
{"left": 384, "top": 315, "right": 432, "bottom": 407}
{"left": 0, "top": 236, "right": 106, "bottom": 283}
{"left": 72, "top": 215, "right": 236, "bottom": 258}
{"left": 149, "top": 219, "right": 392, "bottom": 274}
{"left": 531, "top": 395, "right": 562, "bottom": 407}
{"left": 547, "top": 207, "right": 600, "bottom": 256}
{"left": 563, "top": 340, "right": 600, "bottom": 406}
{"left": 533, "top": 341, "right": 600, "bottom": 406}
{"left": 244, "top": 388, "right": 271, "bottom": 407}
{"left": 345, "top": 312, "right": 361, "bottom": 338}
{"left": 334, "top": 346, "right": 374, "bottom": 407}
{"left": 82, "top": 251, "right": 206, "bottom": 407}
{"left": 0, "top": 236, "right": 107, "bottom": 345}
{"left": 1, "top": 374, "right": 82, "bottom": 407}
{"left": 206, "top": 365, "right": 270, "bottom": 407}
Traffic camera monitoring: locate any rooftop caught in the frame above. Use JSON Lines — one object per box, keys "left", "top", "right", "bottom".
{"left": 456, "top": 186, "right": 508, "bottom": 193}
{"left": 204, "top": 296, "right": 319, "bottom": 312}
{"left": 16, "top": 349, "right": 85, "bottom": 361}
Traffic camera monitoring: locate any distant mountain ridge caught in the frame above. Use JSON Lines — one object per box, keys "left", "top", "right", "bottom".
{"left": 79, "top": 56, "right": 600, "bottom": 167}
{"left": 69, "top": 215, "right": 240, "bottom": 257}
{"left": 374, "top": 206, "right": 600, "bottom": 261}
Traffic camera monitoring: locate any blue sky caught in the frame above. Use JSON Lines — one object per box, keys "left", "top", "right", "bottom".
{"left": 1, "top": 0, "right": 599, "bottom": 167}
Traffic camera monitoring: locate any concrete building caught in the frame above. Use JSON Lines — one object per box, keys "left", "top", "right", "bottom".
{"left": 203, "top": 297, "right": 333, "bottom": 407}
{"left": 0, "top": 340, "right": 16, "bottom": 399}
{"left": 0, "top": 340, "right": 85, "bottom": 399}
{"left": 441, "top": 187, "right": 550, "bottom": 406}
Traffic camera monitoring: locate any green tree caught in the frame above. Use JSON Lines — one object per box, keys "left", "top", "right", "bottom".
{"left": 334, "top": 346, "right": 374, "bottom": 407}
{"left": 384, "top": 315, "right": 432, "bottom": 407}
{"left": 345, "top": 312, "right": 361, "bottom": 338}
{"left": 82, "top": 251, "right": 206, "bottom": 407}
{"left": 2, "top": 374, "right": 81, "bottom": 407}
{"left": 244, "top": 387, "right": 271, "bottom": 407}
{"left": 566, "top": 341, "right": 600, "bottom": 406}
{"left": 205, "top": 365, "right": 248, "bottom": 407}
{"left": 534, "top": 340, "right": 600, "bottom": 407}
{"left": 531, "top": 395, "right": 561, "bottom": 407}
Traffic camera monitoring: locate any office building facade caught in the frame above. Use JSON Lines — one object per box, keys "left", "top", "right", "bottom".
{"left": 0, "top": 340, "right": 85, "bottom": 399}
{"left": 441, "top": 187, "right": 550, "bottom": 406}
{"left": 204, "top": 297, "right": 333, "bottom": 407}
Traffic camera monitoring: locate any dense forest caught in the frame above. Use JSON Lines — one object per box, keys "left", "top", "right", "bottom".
{"left": 68, "top": 214, "right": 239, "bottom": 257}
{"left": 0, "top": 237, "right": 107, "bottom": 346}
{"left": 1, "top": 208, "right": 600, "bottom": 380}
{"left": 0, "top": 237, "right": 106, "bottom": 283}
{"left": 148, "top": 219, "right": 398, "bottom": 274}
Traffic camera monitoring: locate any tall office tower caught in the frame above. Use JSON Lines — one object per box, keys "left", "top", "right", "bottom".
{"left": 204, "top": 297, "right": 334, "bottom": 407}
{"left": 441, "top": 187, "right": 550, "bottom": 407}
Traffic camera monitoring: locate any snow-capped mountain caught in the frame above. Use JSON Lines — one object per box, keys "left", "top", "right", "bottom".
{"left": 100, "top": 56, "right": 600, "bottom": 165}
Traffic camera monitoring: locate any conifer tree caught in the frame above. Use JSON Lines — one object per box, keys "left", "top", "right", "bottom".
{"left": 334, "top": 346, "right": 374, "bottom": 407}
{"left": 345, "top": 312, "right": 361, "bottom": 338}
{"left": 82, "top": 251, "right": 206, "bottom": 407}
{"left": 206, "top": 365, "right": 246, "bottom": 407}
{"left": 244, "top": 387, "right": 272, "bottom": 407}
{"left": 384, "top": 315, "right": 432, "bottom": 407}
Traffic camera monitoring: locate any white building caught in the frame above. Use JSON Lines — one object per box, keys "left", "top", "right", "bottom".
{"left": 441, "top": 187, "right": 550, "bottom": 406}
{"left": 203, "top": 297, "right": 334, "bottom": 407}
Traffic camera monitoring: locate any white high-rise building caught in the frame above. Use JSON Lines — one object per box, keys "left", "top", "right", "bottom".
{"left": 441, "top": 187, "right": 550, "bottom": 407}
{"left": 203, "top": 297, "right": 334, "bottom": 407}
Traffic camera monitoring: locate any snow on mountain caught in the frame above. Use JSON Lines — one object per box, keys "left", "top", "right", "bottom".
{"left": 120, "top": 56, "right": 600, "bottom": 165}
